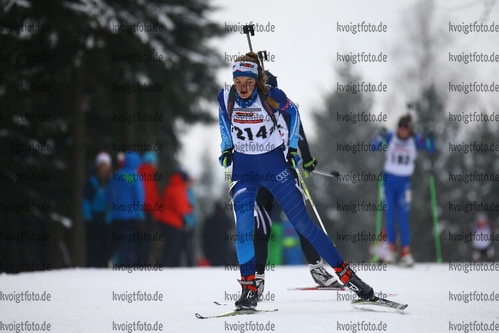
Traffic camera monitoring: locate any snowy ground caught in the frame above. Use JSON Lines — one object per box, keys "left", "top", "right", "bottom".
{"left": 1, "top": 263, "right": 498, "bottom": 333}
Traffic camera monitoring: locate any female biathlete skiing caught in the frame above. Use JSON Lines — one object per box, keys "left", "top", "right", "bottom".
{"left": 372, "top": 115, "right": 435, "bottom": 267}
{"left": 218, "top": 52, "right": 374, "bottom": 310}
{"left": 252, "top": 71, "right": 341, "bottom": 297}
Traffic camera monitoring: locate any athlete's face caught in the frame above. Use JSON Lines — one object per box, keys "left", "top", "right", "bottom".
{"left": 397, "top": 125, "right": 410, "bottom": 140}
{"left": 233, "top": 77, "right": 256, "bottom": 99}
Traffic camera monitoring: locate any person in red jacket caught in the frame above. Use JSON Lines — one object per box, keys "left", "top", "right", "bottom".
{"left": 158, "top": 171, "right": 192, "bottom": 267}
{"left": 137, "top": 152, "right": 161, "bottom": 264}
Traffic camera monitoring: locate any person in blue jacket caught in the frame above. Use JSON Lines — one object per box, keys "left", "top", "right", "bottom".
{"left": 83, "top": 151, "right": 112, "bottom": 267}
{"left": 252, "top": 71, "right": 341, "bottom": 298}
{"left": 107, "top": 151, "right": 145, "bottom": 266}
{"left": 372, "top": 114, "right": 435, "bottom": 266}
{"left": 218, "top": 52, "right": 375, "bottom": 310}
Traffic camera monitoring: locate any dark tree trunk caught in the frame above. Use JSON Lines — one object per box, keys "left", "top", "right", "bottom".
{"left": 70, "top": 62, "right": 86, "bottom": 267}
{"left": 123, "top": 91, "right": 136, "bottom": 145}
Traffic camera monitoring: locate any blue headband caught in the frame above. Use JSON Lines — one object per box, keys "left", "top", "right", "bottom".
{"left": 232, "top": 61, "right": 259, "bottom": 79}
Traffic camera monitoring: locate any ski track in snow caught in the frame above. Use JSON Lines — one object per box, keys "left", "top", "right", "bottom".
{"left": 0, "top": 263, "right": 497, "bottom": 332}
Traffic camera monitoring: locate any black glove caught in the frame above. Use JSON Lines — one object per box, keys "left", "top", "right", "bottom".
{"left": 286, "top": 147, "right": 302, "bottom": 169}
{"left": 218, "top": 148, "right": 233, "bottom": 167}
{"left": 303, "top": 158, "right": 317, "bottom": 178}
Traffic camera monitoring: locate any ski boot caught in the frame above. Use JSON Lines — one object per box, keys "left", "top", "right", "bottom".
{"left": 400, "top": 246, "right": 415, "bottom": 267}
{"left": 334, "top": 261, "right": 374, "bottom": 300}
{"left": 309, "top": 259, "right": 343, "bottom": 288}
{"left": 235, "top": 275, "right": 258, "bottom": 310}
{"left": 385, "top": 243, "right": 397, "bottom": 264}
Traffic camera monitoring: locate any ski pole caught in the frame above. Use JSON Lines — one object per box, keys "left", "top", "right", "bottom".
{"left": 372, "top": 135, "right": 386, "bottom": 263}
{"left": 294, "top": 167, "right": 328, "bottom": 236}
{"left": 242, "top": 24, "right": 255, "bottom": 52}
{"left": 242, "top": 24, "right": 268, "bottom": 71}
{"left": 372, "top": 174, "right": 384, "bottom": 263}
{"left": 426, "top": 131, "right": 442, "bottom": 263}
{"left": 258, "top": 51, "right": 268, "bottom": 71}
{"left": 225, "top": 167, "right": 232, "bottom": 188}
{"left": 225, "top": 166, "right": 237, "bottom": 223}
{"left": 312, "top": 169, "right": 340, "bottom": 178}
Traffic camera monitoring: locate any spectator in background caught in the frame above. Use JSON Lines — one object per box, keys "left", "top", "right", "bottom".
{"left": 107, "top": 152, "right": 144, "bottom": 265}
{"left": 471, "top": 213, "right": 495, "bottom": 262}
{"left": 157, "top": 170, "right": 192, "bottom": 267}
{"left": 137, "top": 152, "right": 161, "bottom": 264}
{"left": 116, "top": 151, "right": 125, "bottom": 169}
{"left": 202, "top": 202, "right": 237, "bottom": 266}
{"left": 83, "top": 151, "right": 112, "bottom": 267}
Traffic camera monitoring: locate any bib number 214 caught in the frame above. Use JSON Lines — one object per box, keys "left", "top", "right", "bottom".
{"left": 234, "top": 125, "right": 273, "bottom": 141}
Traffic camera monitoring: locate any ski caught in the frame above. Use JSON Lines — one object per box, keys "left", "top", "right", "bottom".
{"left": 288, "top": 286, "right": 346, "bottom": 291}
{"left": 288, "top": 287, "right": 398, "bottom": 297}
{"left": 214, "top": 299, "right": 273, "bottom": 306}
{"left": 195, "top": 308, "right": 278, "bottom": 319}
{"left": 352, "top": 296, "right": 408, "bottom": 311}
